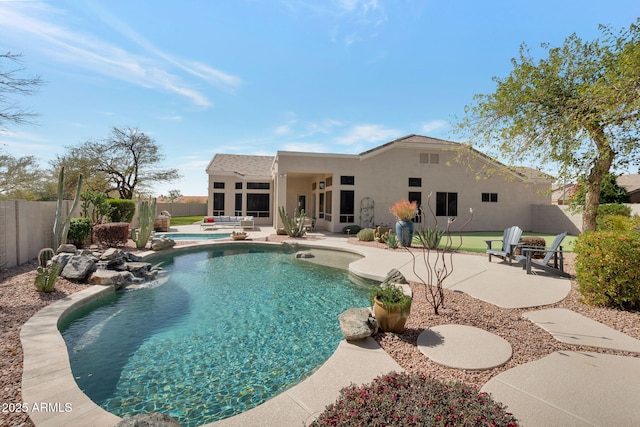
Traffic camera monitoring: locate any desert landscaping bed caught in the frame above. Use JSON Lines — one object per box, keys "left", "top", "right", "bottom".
{"left": 1, "top": 237, "right": 639, "bottom": 426}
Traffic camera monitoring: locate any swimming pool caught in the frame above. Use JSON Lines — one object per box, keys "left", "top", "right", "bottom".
{"left": 157, "top": 232, "right": 231, "bottom": 240}
{"left": 60, "top": 244, "right": 371, "bottom": 426}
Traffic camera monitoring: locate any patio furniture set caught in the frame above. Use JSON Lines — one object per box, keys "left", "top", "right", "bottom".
{"left": 485, "top": 226, "right": 570, "bottom": 277}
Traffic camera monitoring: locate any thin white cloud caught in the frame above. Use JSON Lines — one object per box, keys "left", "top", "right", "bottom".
{"left": 421, "top": 120, "right": 449, "bottom": 134}
{"left": 281, "top": 0, "right": 387, "bottom": 45}
{"left": 282, "top": 142, "right": 327, "bottom": 152}
{"left": 0, "top": 2, "right": 242, "bottom": 107}
{"left": 274, "top": 115, "right": 343, "bottom": 138}
{"left": 336, "top": 124, "right": 400, "bottom": 145}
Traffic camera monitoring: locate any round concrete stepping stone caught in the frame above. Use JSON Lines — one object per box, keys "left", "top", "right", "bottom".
{"left": 417, "top": 324, "right": 512, "bottom": 370}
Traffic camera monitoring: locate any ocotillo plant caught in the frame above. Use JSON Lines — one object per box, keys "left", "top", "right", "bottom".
{"left": 408, "top": 192, "right": 473, "bottom": 315}
{"left": 53, "top": 166, "right": 83, "bottom": 249}
{"left": 132, "top": 198, "right": 157, "bottom": 249}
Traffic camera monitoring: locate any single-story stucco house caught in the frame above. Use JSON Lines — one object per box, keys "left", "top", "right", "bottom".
{"left": 205, "top": 134, "right": 552, "bottom": 232}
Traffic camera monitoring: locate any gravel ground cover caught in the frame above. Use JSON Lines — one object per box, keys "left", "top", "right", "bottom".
{"left": 1, "top": 236, "right": 638, "bottom": 426}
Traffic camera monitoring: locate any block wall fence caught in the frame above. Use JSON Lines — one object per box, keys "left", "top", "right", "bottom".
{"left": 0, "top": 201, "right": 637, "bottom": 269}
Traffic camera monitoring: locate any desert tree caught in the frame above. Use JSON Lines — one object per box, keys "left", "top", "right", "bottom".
{"left": 53, "top": 126, "right": 181, "bottom": 199}
{"left": 0, "top": 52, "right": 43, "bottom": 130}
{"left": 455, "top": 19, "right": 640, "bottom": 231}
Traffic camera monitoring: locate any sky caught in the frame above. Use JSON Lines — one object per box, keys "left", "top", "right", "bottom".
{"left": 0, "top": 0, "right": 638, "bottom": 197}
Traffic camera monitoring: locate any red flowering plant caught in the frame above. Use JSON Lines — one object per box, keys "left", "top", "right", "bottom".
{"left": 389, "top": 199, "right": 417, "bottom": 221}
{"left": 311, "top": 371, "right": 519, "bottom": 426}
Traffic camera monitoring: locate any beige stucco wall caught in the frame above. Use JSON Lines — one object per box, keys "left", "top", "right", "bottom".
{"left": 275, "top": 146, "right": 551, "bottom": 233}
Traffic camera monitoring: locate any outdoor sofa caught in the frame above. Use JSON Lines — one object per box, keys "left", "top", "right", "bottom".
{"left": 200, "top": 216, "right": 254, "bottom": 230}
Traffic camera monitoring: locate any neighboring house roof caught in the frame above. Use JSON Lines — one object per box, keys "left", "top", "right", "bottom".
{"left": 617, "top": 174, "right": 640, "bottom": 196}
{"left": 206, "top": 154, "right": 274, "bottom": 178}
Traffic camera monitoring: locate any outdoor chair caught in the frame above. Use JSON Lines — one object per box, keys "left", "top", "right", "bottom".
{"left": 485, "top": 226, "right": 523, "bottom": 265}
{"left": 516, "top": 232, "right": 570, "bottom": 278}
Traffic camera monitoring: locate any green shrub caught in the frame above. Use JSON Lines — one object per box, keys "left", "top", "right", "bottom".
{"left": 311, "top": 371, "right": 519, "bottom": 427}
{"left": 356, "top": 228, "right": 375, "bottom": 241}
{"left": 68, "top": 217, "right": 93, "bottom": 248}
{"left": 575, "top": 231, "right": 640, "bottom": 310}
{"left": 108, "top": 199, "right": 136, "bottom": 223}
{"left": 93, "top": 222, "right": 130, "bottom": 247}
{"left": 342, "top": 224, "right": 362, "bottom": 235}
{"left": 598, "top": 215, "right": 640, "bottom": 231}
{"left": 598, "top": 203, "right": 631, "bottom": 217}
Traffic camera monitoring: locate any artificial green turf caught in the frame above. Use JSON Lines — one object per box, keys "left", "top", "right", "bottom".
{"left": 168, "top": 215, "right": 205, "bottom": 226}
{"left": 414, "top": 231, "right": 577, "bottom": 253}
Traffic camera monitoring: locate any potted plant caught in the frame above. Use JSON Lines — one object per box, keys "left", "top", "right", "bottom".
{"left": 389, "top": 199, "right": 417, "bottom": 247}
{"left": 370, "top": 283, "right": 412, "bottom": 333}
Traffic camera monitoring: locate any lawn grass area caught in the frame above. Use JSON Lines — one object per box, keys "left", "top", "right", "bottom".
{"left": 415, "top": 231, "right": 578, "bottom": 253}
{"left": 168, "top": 215, "right": 205, "bottom": 226}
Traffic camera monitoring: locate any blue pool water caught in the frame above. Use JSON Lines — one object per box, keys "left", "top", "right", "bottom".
{"left": 157, "top": 233, "right": 230, "bottom": 240}
{"left": 60, "top": 244, "right": 371, "bottom": 426}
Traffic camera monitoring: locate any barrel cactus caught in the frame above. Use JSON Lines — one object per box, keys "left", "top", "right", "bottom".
{"left": 38, "top": 247, "right": 55, "bottom": 268}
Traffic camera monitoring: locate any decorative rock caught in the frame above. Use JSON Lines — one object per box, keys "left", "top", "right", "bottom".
{"left": 151, "top": 237, "right": 176, "bottom": 251}
{"left": 125, "top": 261, "right": 152, "bottom": 275}
{"left": 381, "top": 268, "right": 408, "bottom": 286}
{"left": 89, "top": 269, "right": 128, "bottom": 289}
{"left": 295, "top": 251, "right": 314, "bottom": 259}
{"left": 101, "top": 248, "right": 126, "bottom": 260}
{"left": 51, "top": 253, "right": 74, "bottom": 270}
{"left": 126, "top": 252, "right": 143, "bottom": 262}
{"left": 116, "top": 412, "right": 183, "bottom": 427}
{"left": 338, "top": 307, "right": 378, "bottom": 341}
{"left": 56, "top": 244, "right": 77, "bottom": 254}
{"left": 60, "top": 255, "right": 96, "bottom": 282}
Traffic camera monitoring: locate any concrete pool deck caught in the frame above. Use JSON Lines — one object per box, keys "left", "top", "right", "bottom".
{"left": 20, "top": 225, "right": 640, "bottom": 426}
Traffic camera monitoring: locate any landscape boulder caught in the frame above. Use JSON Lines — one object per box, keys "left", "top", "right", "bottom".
{"left": 151, "top": 237, "right": 176, "bottom": 251}
{"left": 89, "top": 269, "right": 129, "bottom": 289}
{"left": 338, "top": 307, "right": 378, "bottom": 341}
{"left": 60, "top": 255, "right": 96, "bottom": 282}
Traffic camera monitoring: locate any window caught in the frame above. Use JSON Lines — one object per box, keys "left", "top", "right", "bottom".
{"left": 319, "top": 193, "right": 325, "bottom": 218}
{"left": 247, "top": 182, "right": 270, "bottom": 190}
{"left": 482, "top": 193, "right": 498, "bottom": 203}
{"left": 246, "top": 193, "right": 270, "bottom": 217}
{"left": 340, "top": 176, "right": 355, "bottom": 185}
{"left": 235, "top": 193, "right": 242, "bottom": 216}
{"left": 419, "top": 153, "right": 439, "bottom": 164}
{"left": 436, "top": 192, "right": 457, "bottom": 217}
{"left": 339, "top": 190, "right": 355, "bottom": 222}
{"left": 235, "top": 182, "right": 242, "bottom": 189}
{"left": 408, "top": 177, "right": 422, "bottom": 187}
{"left": 409, "top": 192, "right": 422, "bottom": 222}
{"left": 213, "top": 193, "right": 225, "bottom": 215}
{"left": 325, "top": 190, "right": 332, "bottom": 221}
{"left": 325, "top": 176, "right": 333, "bottom": 187}
{"left": 213, "top": 182, "right": 225, "bottom": 189}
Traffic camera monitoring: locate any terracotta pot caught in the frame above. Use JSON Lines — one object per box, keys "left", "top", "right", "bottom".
{"left": 231, "top": 234, "right": 248, "bottom": 240}
{"left": 373, "top": 296, "right": 412, "bottom": 333}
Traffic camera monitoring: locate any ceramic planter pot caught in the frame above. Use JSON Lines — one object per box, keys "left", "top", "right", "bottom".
{"left": 395, "top": 220, "right": 414, "bottom": 247}
{"left": 373, "top": 296, "right": 412, "bottom": 333}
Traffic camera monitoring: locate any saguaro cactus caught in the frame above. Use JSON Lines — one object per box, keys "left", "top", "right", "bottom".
{"left": 53, "top": 166, "right": 83, "bottom": 249}
{"left": 132, "top": 198, "right": 157, "bottom": 249}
